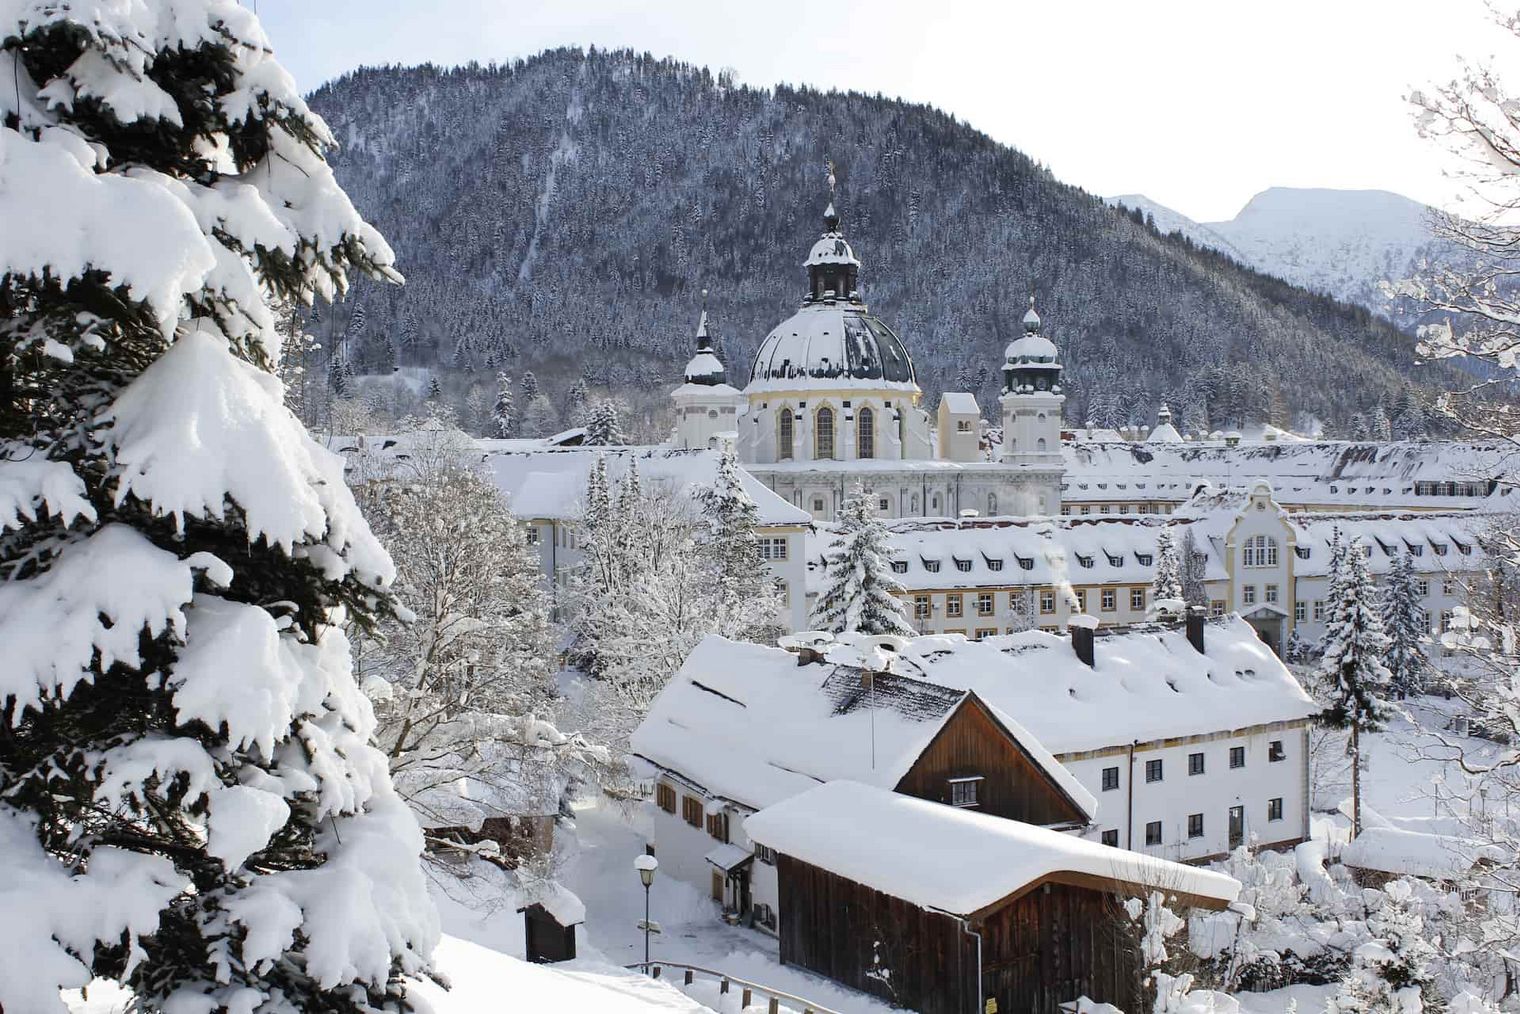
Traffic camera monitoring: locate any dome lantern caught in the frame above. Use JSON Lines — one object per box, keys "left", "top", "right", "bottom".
{"left": 1002, "top": 293, "right": 1062, "bottom": 395}
{"left": 682, "top": 288, "right": 727, "bottom": 386}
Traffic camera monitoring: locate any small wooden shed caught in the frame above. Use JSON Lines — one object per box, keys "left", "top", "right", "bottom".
{"left": 517, "top": 885, "right": 587, "bottom": 965}
{"left": 746, "top": 782, "right": 1240, "bottom": 1014}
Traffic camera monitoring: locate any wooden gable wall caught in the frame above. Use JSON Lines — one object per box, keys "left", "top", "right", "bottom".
{"left": 894, "top": 696, "right": 1087, "bottom": 828}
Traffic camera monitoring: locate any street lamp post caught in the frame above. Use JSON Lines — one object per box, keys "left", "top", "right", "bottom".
{"left": 634, "top": 854, "right": 659, "bottom": 970}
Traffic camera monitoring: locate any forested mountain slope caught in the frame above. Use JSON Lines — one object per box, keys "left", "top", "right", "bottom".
{"left": 309, "top": 48, "right": 1454, "bottom": 437}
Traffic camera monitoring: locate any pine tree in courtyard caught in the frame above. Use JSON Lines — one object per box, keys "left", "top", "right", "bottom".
{"left": 1151, "top": 526, "right": 1184, "bottom": 606}
{"left": 1317, "top": 535, "right": 1393, "bottom": 837}
{"left": 1382, "top": 552, "right": 1431, "bottom": 698}
{"left": 491, "top": 371, "right": 516, "bottom": 438}
{"left": 812, "top": 486, "right": 914, "bottom": 636}
{"left": 0, "top": 4, "right": 435, "bottom": 1009}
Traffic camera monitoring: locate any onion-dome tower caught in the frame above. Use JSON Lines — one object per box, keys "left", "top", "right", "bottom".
{"left": 998, "top": 295, "right": 1066, "bottom": 510}
{"left": 672, "top": 289, "right": 743, "bottom": 451}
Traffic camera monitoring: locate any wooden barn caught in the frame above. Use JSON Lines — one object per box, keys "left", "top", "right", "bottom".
{"left": 745, "top": 781, "right": 1239, "bottom": 1014}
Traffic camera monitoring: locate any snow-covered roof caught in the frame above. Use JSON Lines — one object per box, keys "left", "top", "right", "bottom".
{"left": 888, "top": 616, "right": 1317, "bottom": 755}
{"left": 682, "top": 350, "right": 727, "bottom": 386}
{"left": 939, "top": 391, "right": 980, "bottom": 415}
{"left": 1064, "top": 440, "right": 1516, "bottom": 510}
{"left": 744, "top": 781, "right": 1240, "bottom": 916}
{"left": 1340, "top": 827, "right": 1495, "bottom": 880}
{"left": 808, "top": 515, "right": 1228, "bottom": 593}
{"left": 804, "top": 231, "right": 860, "bottom": 268}
{"left": 481, "top": 447, "right": 810, "bottom": 527}
{"left": 630, "top": 635, "right": 1095, "bottom": 817}
{"left": 1148, "top": 421, "right": 1184, "bottom": 443}
{"left": 1287, "top": 511, "right": 1489, "bottom": 579}
{"left": 1004, "top": 332, "right": 1058, "bottom": 363}
{"left": 745, "top": 302, "right": 918, "bottom": 394}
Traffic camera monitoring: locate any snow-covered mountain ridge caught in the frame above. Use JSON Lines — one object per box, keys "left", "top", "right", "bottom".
{"left": 1110, "top": 188, "right": 1451, "bottom": 329}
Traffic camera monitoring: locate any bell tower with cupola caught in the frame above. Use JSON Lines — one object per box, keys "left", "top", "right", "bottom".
{"left": 998, "top": 295, "right": 1066, "bottom": 513}
{"left": 671, "top": 290, "right": 744, "bottom": 451}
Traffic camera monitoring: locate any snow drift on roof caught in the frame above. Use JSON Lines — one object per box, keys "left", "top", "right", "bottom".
{"left": 744, "top": 781, "right": 1239, "bottom": 916}
{"left": 1340, "top": 827, "right": 1496, "bottom": 880}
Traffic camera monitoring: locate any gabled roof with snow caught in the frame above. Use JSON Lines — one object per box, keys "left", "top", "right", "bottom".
{"left": 630, "top": 635, "right": 1095, "bottom": 818}
{"left": 1064, "top": 440, "right": 1517, "bottom": 510}
{"left": 480, "top": 446, "right": 810, "bottom": 527}
{"left": 1287, "top": 511, "right": 1489, "bottom": 579}
{"left": 888, "top": 616, "right": 1317, "bottom": 755}
{"left": 939, "top": 392, "right": 980, "bottom": 415}
{"left": 744, "top": 782, "right": 1240, "bottom": 916}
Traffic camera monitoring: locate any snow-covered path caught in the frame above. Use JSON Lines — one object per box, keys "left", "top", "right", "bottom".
{"left": 564, "top": 800, "right": 897, "bottom": 1014}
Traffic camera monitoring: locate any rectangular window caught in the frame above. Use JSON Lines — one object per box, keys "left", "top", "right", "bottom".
{"left": 1268, "top": 797, "right": 1284, "bottom": 822}
{"left": 656, "top": 783, "right": 676, "bottom": 814}
{"left": 1145, "top": 758, "right": 1163, "bottom": 783}
{"left": 1210, "top": 599, "right": 1226, "bottom": 617}
{"left": 949, "top": 777, "right": 981, "bottom": 808}
{"left": 1265, "top": 583, "right": 1279, "bottom": 604}
{"left": 1242, "top": 585, "right": 1256, "bottom": 605}
{"left": 1040, "top": 590, "right": 1056, "bottom": 614}
{"left": 975, "top": 628, "right": 997, "bottom": 640}
{"left": 1101, "top": 829, "right": 1119, "bottom": 847}
{"left": 946, "top": 594, "right": 963, "bottom": 618}
{"left": 1131, "top": 587, "right": 1146, "bottom": 611}
{"left": 754, "top": 844, "right": 776, "bottom": 865}
{"left": 914, "top": 595, "right": 930, "bottom": 621}
{"left": 1269, "top": 740, "right": 1285, "bottom": 762}
{"left": 1294, "top": 600, "right": 1307, "bottom": 622}
{"left": 525, "top": 526, "right": 541, "bottom": 546}
{"left": 1188, "top": 813, "right": 1204, "bottom": 839}
{"left": 878, "top": 498, "right": 890, "bottom": 512}
{"left": 977, "top": 592, "right": 994, "bottom": 616}
{"left": 1416, "top": 578, "right": 1431, "bottom": 597}
{"left": 706, "top": 811, "right": 729, "bottom": 843}
{"left": 1442, "top": 579, "right": 1456, "bottom": 596}
{"left": 758, "top": 537, "right": 789, "bottom": 561}
{"left": 682, "top": 795, "right": 703, "bottom": 828}
{"left": 1145, "top": 821, "right": 1163, "bottom": 846}
{"left": 1188, "top": 752, "right": 1205, "bottom": 776}
{"left": 1102, "top": 766, "right": 1120, "bottom": 791}
{"left": 1080, "top": 505, "right": 1092, "bottom": 516}
{"left": 1101, "top": 589, "right": 1117, "bottom": 612}
{"left": 1229, "top": 746, "right": 1245, "bottom": 769}
{"left": 1075, "top": 589, "right": 1088, "bottom": 613}
{"left": 1313, "top": 600, "right": 1326, "bottom": 621}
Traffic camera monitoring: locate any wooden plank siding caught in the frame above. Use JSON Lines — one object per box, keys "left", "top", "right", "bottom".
{"left": 895, "top": 695, "right": 1088, "bottom": 828}
{"left": 776, "top": 854, "right": 978, "bottom": 1014}
{"left": 776, "top": 856, "right": 1150, "bottom": 1014}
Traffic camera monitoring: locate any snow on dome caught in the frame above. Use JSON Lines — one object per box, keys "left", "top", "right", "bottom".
{"left": 1023, "top": 300, "right": 1042, "bottom": 331}
{"left": 1004, "top": 332, "right": 1059, "bottom": 363}
{"left": 744, "top": 781, "right": 1240, "bottom": 917}
{"left": 804, "top": 231, "right": 860, "bottom": 268}
{"left": 747, "top": 302, "right": 918, "bottom": 392}
{"left": 682, "top": 350, "right": 726, "bottom": 385}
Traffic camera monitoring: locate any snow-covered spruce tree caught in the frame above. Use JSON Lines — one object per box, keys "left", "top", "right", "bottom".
{"left": 583, "top": 398, "right": 628, "bottom": 446}
{"left": 0, "top": 4, "right": 435, "bottom": 1011}
{"left": 811, "top": 485, "right": 914, "bottom": 637}
{"left": 490, "top": 371, "right": 515, "bottom": 438}
{"left": 698, "top": 447, "right": 786, "bottom": 645}
{"left": 1151, "top": 526, "right": 1185, "bottom": 606}
{"left": 349, "top": 417, "right": 591, "bottom": 835}
{"left": 1179, "top": 526, "right": 1208, "bottom": 608}
{"left": 521, "top": 391, "right": 557, "bottom": 438}
{"left": 1316, "top": 537, "right": 1393, "bottom": 837}
{"left": 1382, "top": 552, "right": 1430, "bottom": 698}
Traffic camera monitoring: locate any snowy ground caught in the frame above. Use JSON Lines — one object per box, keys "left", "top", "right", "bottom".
{"left": 563, "top": 800, "right": 896, "bottom": 1014}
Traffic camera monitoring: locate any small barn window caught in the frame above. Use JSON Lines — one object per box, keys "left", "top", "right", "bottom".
{"left": 948, "top": 777, "right": 982, "bottom": 808}
{"left": 682, "top": 796, "right": 702, "bottom": 828}
{"left": 656, "top": 783, "right": 676, "bottom": 814}
{"left": 754, "top": 844, "right": 776, "bottom": 865}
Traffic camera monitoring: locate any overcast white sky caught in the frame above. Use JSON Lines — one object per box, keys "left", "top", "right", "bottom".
{"left": 257, "top": 0, "right": 1509, "bottom": 222}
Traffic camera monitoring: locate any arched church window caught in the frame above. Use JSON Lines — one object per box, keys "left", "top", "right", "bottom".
{"left": 857, "top": 407, "right": 875, "bottom": 459}
{"left": 779, "top": 409, "right": 794, "bottom": 459}
{"left": 1036, "top": 438, "right": 1047, "bottom": 452}
{"left": 815, "top": 407, "right": 835, "bottom": 459}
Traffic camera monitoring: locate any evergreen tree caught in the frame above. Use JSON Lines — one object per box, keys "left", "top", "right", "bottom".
{"left": 1151, "top": 526, "right": 1184, "bottom": 606}
{"left": 1179, "top": 526, "right": 1208, "bottom": 607}
{"left": 521, "top": 393, "right": 558, "bottom": 437}
{"left": 427, "top": 376, "right": 443, "bottom": 401}
{"left": 491, "top": 371, "right": 516, "bottom": 438}
{"left": 811, "top": 486, "right": 915, "bottom": 636}
{"left": 0, "top": 3, "right": 434, "bottom": 1010}
{"left": 566, "top": 378, "right": 590, "bottom": 423}
{"left": 521, "top": 370, "right": 541, "bottom": 403}
{"left": 699, "top": 448, "right": 785, "bottom": 643}
{"left": 584, "top": 399, "right": 628, "bottom": 445}
{"left": 1317, "top": 536, "right": 1393, "bottom": 837}
{"left": 1382, "top": 553, "right": 1430, "bottom": 698}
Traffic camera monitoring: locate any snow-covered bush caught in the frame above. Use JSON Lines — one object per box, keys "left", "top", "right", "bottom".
{"left": 0, "top": 2, "right": 436, "bottom": 1010}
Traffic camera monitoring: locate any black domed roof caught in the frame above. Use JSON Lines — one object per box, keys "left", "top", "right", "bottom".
{"left": 747, "top": 303, "right": 917, "bottom": 391}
